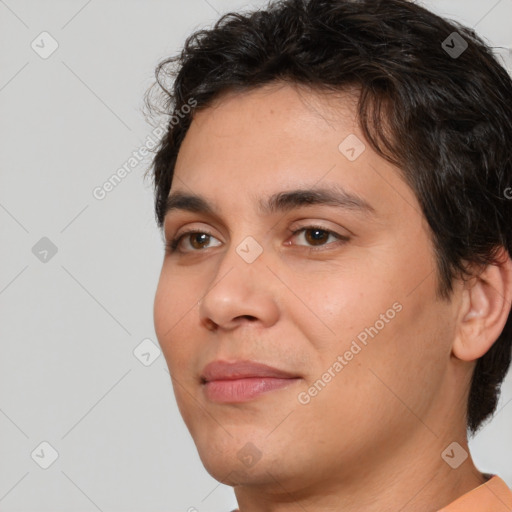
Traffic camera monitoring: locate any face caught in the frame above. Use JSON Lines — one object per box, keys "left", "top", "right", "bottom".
{"left": 153, "top": 82, "right": 462, "bottom": 491}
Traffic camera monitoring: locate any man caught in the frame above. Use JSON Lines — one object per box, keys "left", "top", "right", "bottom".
{"left": 146, "top": 0, "right": 512, "bottom": 509}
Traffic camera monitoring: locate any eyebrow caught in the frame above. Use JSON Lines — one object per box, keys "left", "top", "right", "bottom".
{"left": 162, "top": 185, "right": 376, "bottom": 223}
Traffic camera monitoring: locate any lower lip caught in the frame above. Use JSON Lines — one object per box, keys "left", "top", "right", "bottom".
{"left": 203, "top": 377, "right": 300, "bottom": 403}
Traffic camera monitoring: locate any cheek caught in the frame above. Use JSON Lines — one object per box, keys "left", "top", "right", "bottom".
{"left": 154, "top": 274, "right": 203, "bottom": 429}
{"left": 340, "top": 279, "right": 453, "bottom": 424}
{"left": 153, "top": 268, "right": 199, "bottom": 372}
{"left": 154, "top": 262, "right": 201, "bottom": 333}
{"left": 286, "top": 262, "right": 402, "bottom": 356}
{"left": 295, "top": 299, "right": 451, "bottom": 456}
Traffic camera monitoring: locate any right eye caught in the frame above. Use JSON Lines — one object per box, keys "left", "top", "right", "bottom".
{"left": 166, "top": 230, "right": 222, "bottom": 253}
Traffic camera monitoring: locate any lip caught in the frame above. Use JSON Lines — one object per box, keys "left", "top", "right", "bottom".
{"left": 201, "top": 360, "right": 298, "bottom": 381}
{"left": 201, "top": 360, "right": 301, "bottom": 403}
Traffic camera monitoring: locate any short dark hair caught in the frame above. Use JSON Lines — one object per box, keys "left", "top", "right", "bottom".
{"left": 145, "top": 0, "right": 512, "bottom": 435}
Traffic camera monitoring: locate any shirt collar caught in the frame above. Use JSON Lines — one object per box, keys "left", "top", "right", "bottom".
{"left": 438, "top": 475, "right": 512, "bottom": 511}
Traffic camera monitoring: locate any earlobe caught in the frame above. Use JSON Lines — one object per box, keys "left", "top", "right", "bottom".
{"left": 452, "top": 248, "right": 512, "bottom": 362}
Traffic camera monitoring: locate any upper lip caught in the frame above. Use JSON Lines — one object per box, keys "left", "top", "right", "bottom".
{"left": 201, "top": 360, "right": 299, "bottom": 382}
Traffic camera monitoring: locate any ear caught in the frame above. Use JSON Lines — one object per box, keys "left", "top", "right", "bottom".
{"left": 452, "top": 247, "right": 512, "bottom": 362}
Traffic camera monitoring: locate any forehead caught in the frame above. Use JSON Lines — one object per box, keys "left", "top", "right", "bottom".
{"left": 169, "top": 82, "right": 421, "bottom": 224}
{"left": 187, "top": 82, "right": 361, "bottom": 144}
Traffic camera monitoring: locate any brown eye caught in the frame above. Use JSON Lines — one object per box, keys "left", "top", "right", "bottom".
{"left": 303, "top": 228, "right": 330, "bottom": 246}
{"left": 166, "top": 230, "right": 221, "bottom": 253}
{"left": 290, "top": 226, "right": 348, "bottom": 248}
{"left": 188, "top": 233, "right": 211, "bottom": 249}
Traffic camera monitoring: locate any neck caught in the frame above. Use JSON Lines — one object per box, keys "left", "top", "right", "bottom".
{"left": 233, "top": 428, "right": 486, "bottom": 512}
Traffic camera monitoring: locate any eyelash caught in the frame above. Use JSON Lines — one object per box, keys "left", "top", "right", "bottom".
{"left": 165, "top": 225, "right": 349, "bottom": 254}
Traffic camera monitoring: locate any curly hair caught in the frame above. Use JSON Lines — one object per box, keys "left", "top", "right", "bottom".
{"left": 144, "top": 0, "right": 512, "bottom": 435}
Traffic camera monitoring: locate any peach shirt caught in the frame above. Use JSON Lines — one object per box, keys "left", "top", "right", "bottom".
{"left": 438, "top": 474, "right": 512, "bottom": 511}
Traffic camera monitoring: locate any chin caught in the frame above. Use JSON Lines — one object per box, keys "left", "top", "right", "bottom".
{"left": 189, "top": 428, "right": 275, "bottom": 486}
{"left": 196, "top": 448, "right": 264, "bottom": 486}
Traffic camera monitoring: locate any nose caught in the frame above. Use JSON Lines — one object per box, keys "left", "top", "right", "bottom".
{"left": 198, "top": 239, "right": 280, "bottom": 332}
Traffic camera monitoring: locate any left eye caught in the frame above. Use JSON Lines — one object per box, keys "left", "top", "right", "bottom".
{"left": 288, "top": 226, "right": 348, "bottom": 248}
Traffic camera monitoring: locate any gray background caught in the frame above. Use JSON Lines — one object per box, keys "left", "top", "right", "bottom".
{"left": 0, "top": 1, "right": 511, "bottom": 511}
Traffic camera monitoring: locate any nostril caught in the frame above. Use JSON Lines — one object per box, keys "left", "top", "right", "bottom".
{"left": 203, "top": 318, "right": 216, "bottom": 331}
{"left": 237, "top": 315, "right": 257, "bottom": 322}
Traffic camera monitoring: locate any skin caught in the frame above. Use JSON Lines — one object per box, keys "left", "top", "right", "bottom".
{"left": 153, "top": 81, "right": 512, "bottom": 512}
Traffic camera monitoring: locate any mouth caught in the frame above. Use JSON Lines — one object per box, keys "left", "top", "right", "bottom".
{"left": 201, "top": 360, "right": 301, "bottom": 403}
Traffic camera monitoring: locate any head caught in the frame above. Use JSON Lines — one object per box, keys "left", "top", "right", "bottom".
{"left": 147, "top": 0, "right": 512, "bottom": 492}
